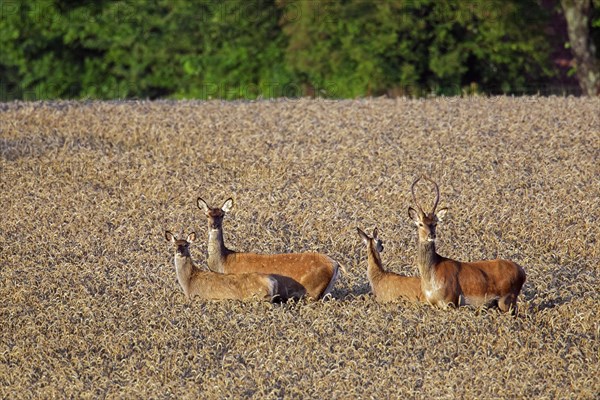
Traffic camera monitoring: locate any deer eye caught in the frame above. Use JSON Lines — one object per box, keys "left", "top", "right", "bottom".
{"left": 418, "top": 222, "right": 424, "bottom": 227}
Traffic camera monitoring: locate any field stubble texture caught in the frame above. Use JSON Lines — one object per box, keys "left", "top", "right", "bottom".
{"left": 1, "top": 97, "right": 599, "bottom": 399}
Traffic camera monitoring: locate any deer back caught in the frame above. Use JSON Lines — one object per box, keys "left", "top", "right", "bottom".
{"left": 188, "top": 270, "right": 276, "bottom": 301}
{"left": 372, "top": 273, "right": 425, "bottom": 303}
{"left": 221, "top": 252, "right": 337, "bottom": 299}
{"left": 456, "top": 259, "right": 526, "bottom": 302}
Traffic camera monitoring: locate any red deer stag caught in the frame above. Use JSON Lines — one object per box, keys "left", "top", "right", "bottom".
{"left": 408, "top": 176, "right": 526, "bottom": 313}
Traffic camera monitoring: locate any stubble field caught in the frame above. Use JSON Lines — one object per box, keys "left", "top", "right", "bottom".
{"left": 1, "top": 97, "right": 599, "bottom": 399}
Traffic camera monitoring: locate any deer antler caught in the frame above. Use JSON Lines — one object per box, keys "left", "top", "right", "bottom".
{"left": 423, "top": 176, "right": 440, "bottom": 214}
{"left": 412, "top": 175, "right": 440, "bottom": 215}
{"left": 411, "top": 176, "right": 425, "bottom": 214}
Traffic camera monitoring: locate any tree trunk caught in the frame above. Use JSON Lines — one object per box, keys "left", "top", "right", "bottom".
{"left": 561, "top": 0, "right": 600, "bottom": 95}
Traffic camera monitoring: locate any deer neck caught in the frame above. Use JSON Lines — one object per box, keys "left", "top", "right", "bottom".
{"left": 366, "top": 242, "right": 385, "bottom": 282}
{"left": 207, "top": 227, "right": 229, "bottom": 273}
{"left": 174, "top": 254, "right": 195, "bottom": 297}
{"left": 416, "top": 239, "right": 441, "bottom": 282}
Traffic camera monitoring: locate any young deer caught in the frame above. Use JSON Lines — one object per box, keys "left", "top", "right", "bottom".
{"left": 408, "top": 176, "right": 526, "bottom": 313}
{"left": 165, "top": 231, "right": 277, "bottom": 301}
{"left": 357, "top": 227, "right": 425, "bottom": 303}
{"left": 197, "top": 198, "right": 344, "bottom": 301}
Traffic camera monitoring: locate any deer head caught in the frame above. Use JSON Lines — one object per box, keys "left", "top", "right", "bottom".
{"left": 357, "top": 227, "right": 384, "bottom": 253}
{"left": 197, "top": 198, "right": 233, "bottom": 229}
{"left": 165, "top": 231, "right": 197, "bottom": 257}
{"left": 408, "top": 176, "right": 448, "bottom": 242}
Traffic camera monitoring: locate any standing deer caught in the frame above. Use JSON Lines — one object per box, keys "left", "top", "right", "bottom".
{"left": 357, "top": 227, "right": 425, "bottom": 303}
{"left": 197, "top": 197, "right": 344, "bottom": 300}
{"left": 165, "top": 231, "right": 277, "bottom": 301}
{"left": 408, "top": 176, "right": 526, "bottom": 313}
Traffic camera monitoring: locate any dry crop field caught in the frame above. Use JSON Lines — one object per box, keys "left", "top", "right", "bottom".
{"left": 1, "top": 97, "right": 599, "bottom": 399}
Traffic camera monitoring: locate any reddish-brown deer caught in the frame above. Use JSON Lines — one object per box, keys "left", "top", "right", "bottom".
{"left": 357, "top": 227, "right": 425, "bottom": 303}
{"left": 197, "top": 198, "right": 344, "bottom": 301}
{"left": 165, "top": 231, "right": 277, "bottom": 301}
{"left": 408, "top": 176, "right": 526, "bottom": 313}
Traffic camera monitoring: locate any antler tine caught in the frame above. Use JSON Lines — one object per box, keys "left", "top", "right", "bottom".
{"left": 432, "top": 180, "right": 440, "bottom": 213}
{"left": 423, "top": 175, "right": 440, "bottom": 214}
{"left": 411, "top": 176, "right": 425, "bottom": 213}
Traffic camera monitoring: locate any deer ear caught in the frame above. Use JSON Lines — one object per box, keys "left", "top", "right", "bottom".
{"left": 408, "top": 207, "right": 420, "bottom": 223}
{"left": 187, "top": 232, "right": 197, "bottom": 242}
{"left": 372, "top": 227, "right": 378, "bottom": 239}
{"left": 197, "top": 197, "right": 209, "bottom": 212}
{"left": 436, "top": 207, "right": 448, "bottom": 222}
{"left": 222, "top": 198, "right": 234, "bottom": 213}
{"left": 165, "top": 231, "right": 176, "bottom": 243}
{"left": 356, "top": 227, "right": 369, "bottom": 244}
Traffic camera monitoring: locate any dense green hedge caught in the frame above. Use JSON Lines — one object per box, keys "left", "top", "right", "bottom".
{"left": 0, "top": 0, "right": 597, "bottom": 100}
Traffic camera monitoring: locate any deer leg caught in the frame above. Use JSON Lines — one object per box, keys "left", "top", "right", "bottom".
{"left": 498, "top": 293, "right": 518, "bottom": 314}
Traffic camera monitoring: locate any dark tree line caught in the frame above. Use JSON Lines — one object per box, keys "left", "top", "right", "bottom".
{"left": 0, "top": 0, "right": 598, "bottom": 100}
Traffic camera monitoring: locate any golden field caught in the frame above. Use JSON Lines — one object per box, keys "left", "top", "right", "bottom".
{"left": 0, "top": 97, "right": 598, "bottom": 399}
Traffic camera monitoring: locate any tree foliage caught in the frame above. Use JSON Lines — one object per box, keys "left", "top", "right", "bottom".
{"left": 0, "top": 0, "right": 597, "bottom": 100}
{"left": 0, "top": 0, "right": 288, "bottom": 100}
{"left": 280, "top": 0, "right": 554, "bottom": 97}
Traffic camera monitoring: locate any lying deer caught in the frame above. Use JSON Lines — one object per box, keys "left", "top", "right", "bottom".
{"left": 197, "top": 198, "right": 344, "bottom": 300}
{"left": 357, "top": 227, "right": 425, "bottom": 303}
{"left": 165, "top": 231, "right": 277, "bottom": 301}
{"left": 408, "top": 176, "right": 526, "bottom": 313}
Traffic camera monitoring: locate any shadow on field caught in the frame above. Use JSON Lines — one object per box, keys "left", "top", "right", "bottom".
{"left": 331, "top": 282, "right": 372, "bottom": 300}
{"left": 335, "top": 280, "right": 583, "bottom": 314}
{"left": 519, "top": 269, "right": 597, "bottom": 312}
